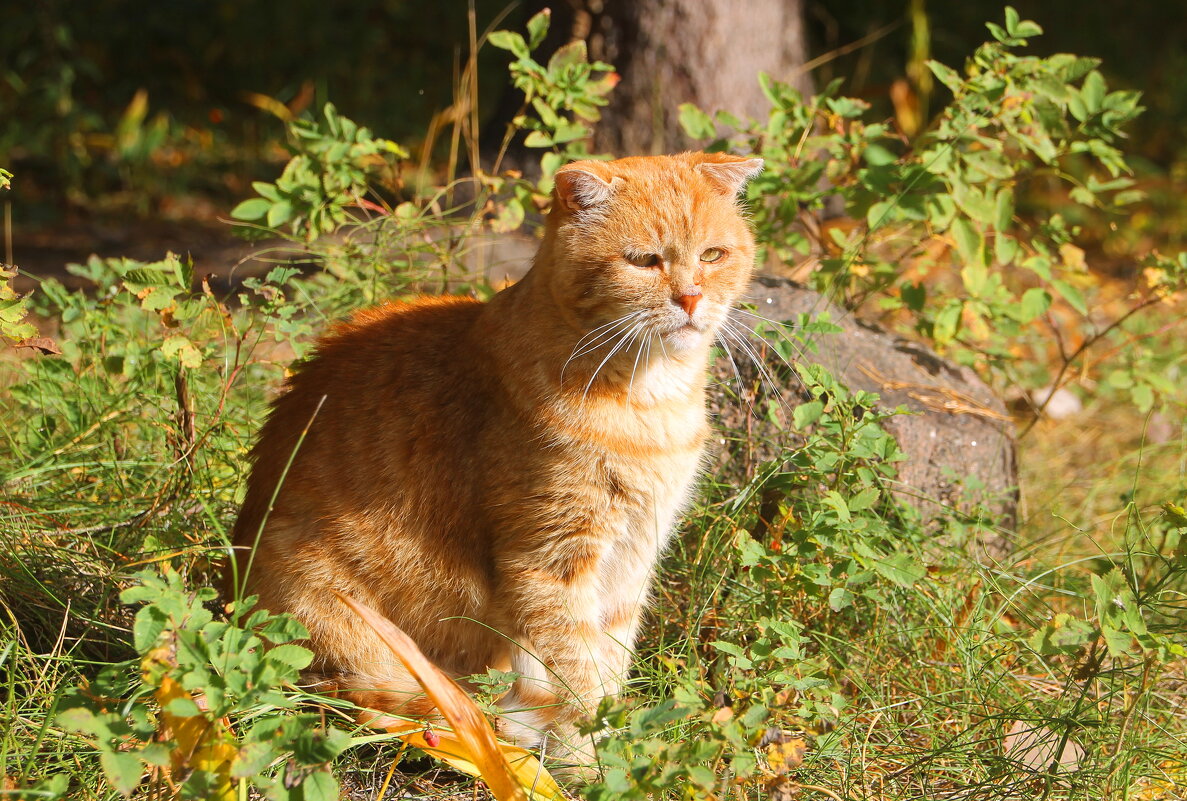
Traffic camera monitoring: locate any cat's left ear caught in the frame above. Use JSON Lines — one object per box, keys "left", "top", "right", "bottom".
{"left": 695, "top": 154, "right": 764, "bottom": 198}
{"left": 554, "top": 164, "right": 620, "bottom": 213}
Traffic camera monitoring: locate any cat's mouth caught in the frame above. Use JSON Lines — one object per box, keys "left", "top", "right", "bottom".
{"left": 661, "top": 319, "right": 709, "bottom": 350}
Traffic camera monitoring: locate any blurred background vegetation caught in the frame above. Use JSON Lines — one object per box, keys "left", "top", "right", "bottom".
{"left": 3, "top": 1, "right": 1185, "bottom": 235}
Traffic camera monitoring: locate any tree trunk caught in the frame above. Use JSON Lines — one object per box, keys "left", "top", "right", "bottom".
{"left": 586, "top": 0, "right": 812, "bottom": 154}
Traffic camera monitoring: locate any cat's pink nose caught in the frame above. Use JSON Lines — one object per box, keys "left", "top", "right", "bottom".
{"left": 676, "top": 291, "right": 702, "bottom": 316}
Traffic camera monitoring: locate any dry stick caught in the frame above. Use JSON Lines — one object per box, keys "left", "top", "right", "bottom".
{"left": 4, "top": 200, "right": 11, "bottom": 266}
{"left": 375, "top": 740, "right": 411, "bottom": 801}
{"left": 1019, "top": 295, "right": 1161, "bottom": 438}
{"left": 794, "top": 784, "right": 845, "bottom": 801}
{"left": 859, "top": 709, "right": 885, "bottom": 798}
{"left": 785, "top": 20, "right": 904, "bottom": 84}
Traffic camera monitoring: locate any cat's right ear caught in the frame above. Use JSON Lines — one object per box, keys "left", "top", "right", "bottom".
{"left": 554, "top": 166, "right": 617, "bottom": 213}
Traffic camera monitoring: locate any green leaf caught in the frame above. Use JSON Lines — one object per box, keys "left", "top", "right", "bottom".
{"left": 58, "top": 707, "right": 106, "bottom": 739}
{"left": 711, "top": 641, "right": 745, "bottom": 657}
{"left": 266, "top": 643, "right": 315, "bottom": 671}
{"left": 523, "top": 130, "right": 554, "bottom": 148}
{"left": 530, "top": 97, "right": 560, "bottom": 128}
{"left": 1004, "top": 6, "right": 1020, "bottom": 35}
{"left": 678, "top": 103, "right": 716, "bottom": 140}
{"left": 490, "top": 197, "right": 525, "bottom": 234}
{"left": 487, "top": 30, "right": 528, "bottom": 59}
{"left": 295, "top": 770, "right": 338, "bottom": 801}
{"left": 266, "top": 199, "right": 295, "bottom": 228}
{"left": 872, "top": 552, "right": 925, "bottom": 587}
{"left": 548, "top": 40, "right": 588, "bottom": 73}
{"left": 165, "top": 696, "right": 202, "bottom": 717}
{"left": 933, "top": 301, "right": 963, "bottom": 345}
{"left": 687, "top": 765, "right": 716, "bottom": 789}
{"left": 1028, "top": 613, "right": 1094, "bottom": 655}
{"left": 847, "top": 486, "right": 879, "bottom": 511}
{"left": 161, "top": 335, "right": 203, "bottom": 368}
{"left": 927, "top": 60, "right": 963, "bottom": 92}
{"left": 828, "top": 586, "right": 855, "bottom": 612}
{"left": 100, "top": 750, "right": 143, "bottom": 796}
{"left": 994, "top": 187, "right": 1014, "bottom": 233}
{"left": 901, "top": 282, "right": 926, "bottom": 312}
{"left": 1162, "top": 501, "right": 1187, "bottom": 529}
{"left": 952, "top": 183, "right": 995, "bottom": 225}
{"left": 1019, "top": 288, "right": 1052, "bottom": 322}
{"left": 822, "top": 490, "right": 851, "bottom": 522}
{"left": 951, "top": 218, "right": 984, "bottom": 272}
{"left": 995, "top": 232, "right": 1018, "bottom": 266}
{"left": 963, "top": 151, "right": 1012, "bottom": 180}
{"left": 1051, "top": 279, "right": 1088, "bottom": 316}
{"left": 251, "top": 181, "right": 281, "bottom": 202}
{"left": 1014, "top": 19, "right": 1043, "bottom": 37}
{"left": 526, "top": 8, "right": 551, "bottom": 50}
{"left": 1092, "top": 570, "right": 1139, "bottom": 658}
{"left": 793, "top": 400, "right": 824, "bottom": 430}
{"left": 1082, "top": 70, "right": 1106, "bottom": 114}
{"left": 132, "top": 606, "right": 167, "bottom": 653}
{"left": 231, "top": 198, "right": 271, "bottom": 221}
{"left": 866, "top": 200, "right": 896, "bottom": 230}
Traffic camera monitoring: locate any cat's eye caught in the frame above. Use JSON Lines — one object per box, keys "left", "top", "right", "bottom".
{"left": 700, "top": 248, "right": 725, "bottom": 263}
{"left": 626, "top": 252, "right": 662, "bottom": 269}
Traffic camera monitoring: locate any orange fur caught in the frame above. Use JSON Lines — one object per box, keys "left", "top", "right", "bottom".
{"left": 228, "top": 152, "right": 762, "bottom": 767}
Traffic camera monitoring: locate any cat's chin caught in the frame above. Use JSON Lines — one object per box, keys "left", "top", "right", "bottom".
{"left": 662, "top": 324, "right": 708, "bottom": 352}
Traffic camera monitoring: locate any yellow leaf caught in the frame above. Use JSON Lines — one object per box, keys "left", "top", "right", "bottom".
{"left": 144, "top": 649, "right": 237, "bottom": 801}
{"left": 335, "top": 592, "right": 565, "bottom": 801}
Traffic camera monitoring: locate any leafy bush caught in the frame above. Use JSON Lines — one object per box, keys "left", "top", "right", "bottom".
{"left": 680, "top": 8, "right": 1187, "bottom": 417}
{"left": 57, "top": 570, "right": 350, "bottom": 800}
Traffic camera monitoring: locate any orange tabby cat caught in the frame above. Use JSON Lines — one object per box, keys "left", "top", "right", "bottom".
{"left": 228, "top": 152, "right": 762, "bottom": 767}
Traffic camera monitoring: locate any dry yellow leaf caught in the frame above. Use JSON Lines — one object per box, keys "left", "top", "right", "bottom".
{"left": 335, "top": 591, "right": 566, "bottom": 801}
{"left": 144, "top": 648, "right": 237, "bottom": 801}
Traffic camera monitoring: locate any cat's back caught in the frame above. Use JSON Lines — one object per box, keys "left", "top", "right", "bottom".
{"left": 233, "top": 295, "right": 490, "bottom": 548}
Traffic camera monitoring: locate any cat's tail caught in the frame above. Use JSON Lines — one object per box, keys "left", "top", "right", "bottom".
{"left": 301, "top": 670, "right": 442, "bottom": 726}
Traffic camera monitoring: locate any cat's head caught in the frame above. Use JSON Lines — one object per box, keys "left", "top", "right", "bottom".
{"left": 541, "top": 152, "right": 762, "bottom": 355}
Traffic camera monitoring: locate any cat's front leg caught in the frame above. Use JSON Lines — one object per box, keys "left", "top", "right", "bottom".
{"left": 494, "top": 537, "right": 612, "bottom": 762}
{"left": 594, "top": 528, "right": 663, "bottom": 698}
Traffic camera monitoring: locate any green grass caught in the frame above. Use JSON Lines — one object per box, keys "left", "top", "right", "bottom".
{"left": 1, "top": 248, "right": 1185, "bottom": 800}
{"left": 0, "top": 264, "right": 1182, "bottom": 801}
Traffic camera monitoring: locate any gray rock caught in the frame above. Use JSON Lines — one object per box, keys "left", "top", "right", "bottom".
{"left": 710, "top": 276, "right": 1018, "bottom": 555}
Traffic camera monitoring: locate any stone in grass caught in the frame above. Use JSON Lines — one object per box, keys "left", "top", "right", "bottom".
{"left": 709, "top": 276, "right": 1018, "bottom": 557}
{"left": 1003, "top": 720, "right": 1085, "bottom": 774}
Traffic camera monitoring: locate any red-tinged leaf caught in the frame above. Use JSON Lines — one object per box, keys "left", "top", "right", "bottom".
{"left": 15, "top": 336, "right": 62, "bottom": 355}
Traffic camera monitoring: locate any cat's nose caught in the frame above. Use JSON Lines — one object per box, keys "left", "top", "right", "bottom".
{"left": 675, "top": 290, "right": 702, "bottom": 316}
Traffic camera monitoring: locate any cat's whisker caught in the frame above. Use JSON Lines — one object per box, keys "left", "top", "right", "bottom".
{"left": 569, "top": 311, "right": 644, "bottom": 357}
{"left": 626, "top": 329, "right": 652, "bottom": 407}
{"left": 565, "top": 312, "right": 643, "bottom": 363}
{"left": 718, "top": 320, "right": 786, "bottom": 405}
{"left": 582, "top": 321, "right": 646, "bottom": 403}
{"left": 561, "top": 312, "right": 645, "bottom": 382}
{"left": 731, "top": 308, "right": 810, "bottom": 362}
{"left": 726, "top": 318, "right": 803, "bottom": 385}
{"left": 714, "top": 328, "right": 751, "bottom": 410}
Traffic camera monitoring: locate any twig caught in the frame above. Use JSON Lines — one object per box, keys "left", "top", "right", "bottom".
{"left": 1020, "top": 296, "right": 1160, "bottom": 438}
{"left": 795, "top": 783, "right": 845, "bottom": 801}
{"left": 33, "top": 510, "right": 149, "bottom": 538}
